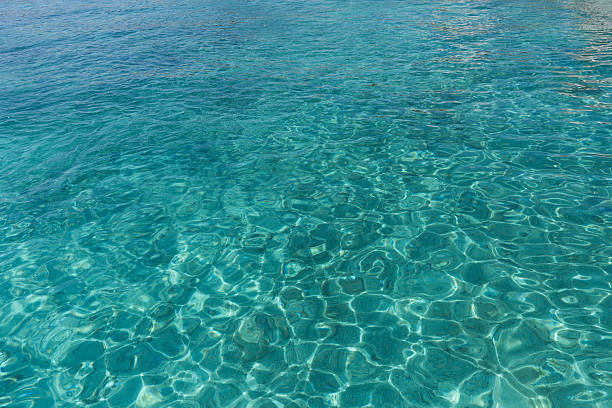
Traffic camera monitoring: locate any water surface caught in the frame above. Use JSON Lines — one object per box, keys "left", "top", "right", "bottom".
{"left": 1, "top": 0, "right": 611, "bottom": 407}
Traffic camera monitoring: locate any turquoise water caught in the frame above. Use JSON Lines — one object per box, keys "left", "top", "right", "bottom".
{"left": 1, "top": 0, "right": 611, "bottom": 406}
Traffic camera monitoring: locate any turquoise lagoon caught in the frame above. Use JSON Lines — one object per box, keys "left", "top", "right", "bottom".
{"left": 0, "top": 0, "right": 611, "bottom": 407}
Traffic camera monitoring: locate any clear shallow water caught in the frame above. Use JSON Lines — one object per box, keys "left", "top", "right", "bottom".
{"left": 1, "top": 0, "right": 611, "bottom": 406}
